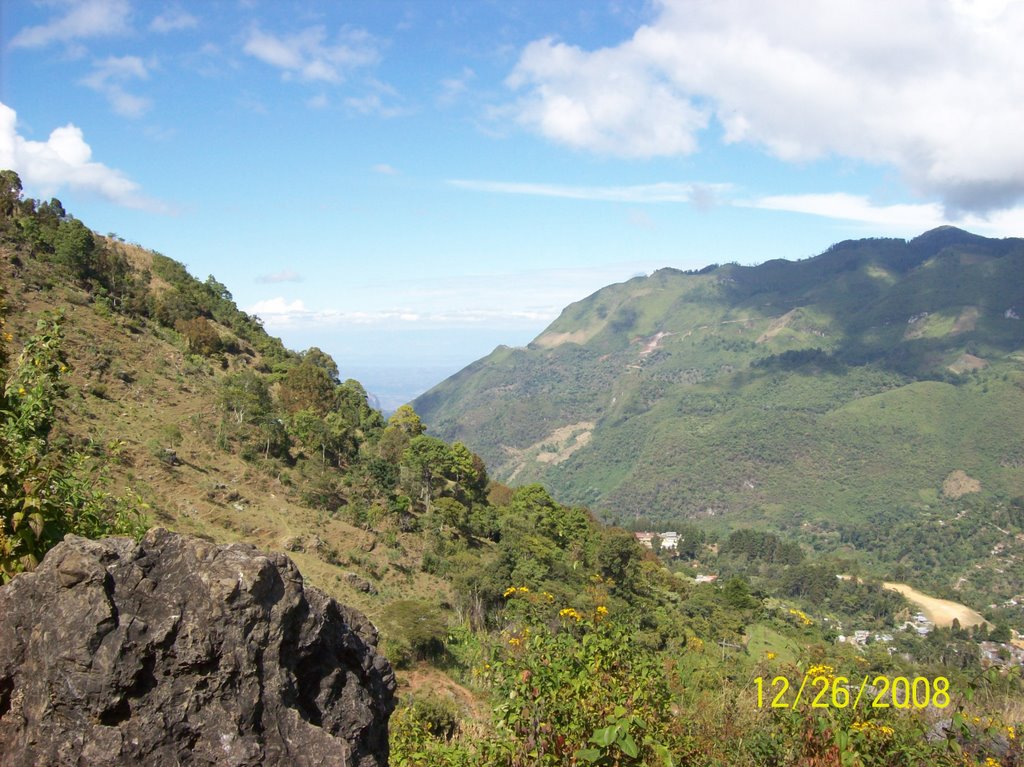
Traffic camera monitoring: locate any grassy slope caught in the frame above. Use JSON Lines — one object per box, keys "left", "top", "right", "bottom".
{"left": 1, "top": 237, "right": 450, "bottom": 625}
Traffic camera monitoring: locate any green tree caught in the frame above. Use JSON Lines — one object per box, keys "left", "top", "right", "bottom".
{"left": 175, "top": 316, "right": 222, "bottom": 355}
{"left": 278, "top": 360, "right": 336, "bottom": 415}
{"left": 389, "top": 404, "right": 425, "bottom": 436}
{"left": 0, "top": 169, "right": 22, "bottom": 219}
{"left": 380, "top": 599, "right": 448, "bottom": 665}
{"left": 402, "top": 435, "right": 453, "bottom": 505}
{"left": 300, "top": 346, "right": 340, "bottom": 383}
{"left": 220, "top": 370, "right": 273, "bottom": 425}
{"left": 51, "top": 217, "right": 96, "bottom": 276}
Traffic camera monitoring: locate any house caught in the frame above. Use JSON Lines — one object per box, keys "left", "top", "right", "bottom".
{"left": 634, "top": 532, "right": 655, "bottom": 549}
{"left": 659, "top": 531, "right": 680, "bottom": 551}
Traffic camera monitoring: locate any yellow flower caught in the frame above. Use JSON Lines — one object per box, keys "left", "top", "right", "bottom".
{"left": 1008, "top": 725, "right": 1016, "bottom": 740}
{"left": 984, "top": 758, "right": 1000, "bottom": 767}
{"left": 766, "top": 652, "right": 777, "bottom": 660}
{"left": 503, "top": 587, "right": 516, "bottom": 598}
{"left": 595, "top": 605, "right": 609, "bottom": 620}
{"left": 508, "top": 637, "right": 521, "bottom": 646}
{"left": 559, "top": 607, "right": 582, "bottom": 621}
{"left": 17, "top": 386, "right": 25, "bottom": 395}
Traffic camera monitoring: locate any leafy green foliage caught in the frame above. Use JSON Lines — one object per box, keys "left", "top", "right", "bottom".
{"left": 0, "top": 313, "right": 146, "bottom": 581}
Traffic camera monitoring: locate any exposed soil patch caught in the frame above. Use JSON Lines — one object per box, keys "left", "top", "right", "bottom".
{"left": 942, "top": 469, "right": 981, "bottom": 499}
{"left": 948, "top": 353, "right": 988, "bottom": 374}
{"left": 952, "top": 306, "right": 980, "bottom": 334}
{"left": 882, "top": 582, "right": 989, "bottom": 629}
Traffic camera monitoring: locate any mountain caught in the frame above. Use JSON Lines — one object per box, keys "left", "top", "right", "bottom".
{"left": 414, "top": 228, "right": 1024, "bottom": 538}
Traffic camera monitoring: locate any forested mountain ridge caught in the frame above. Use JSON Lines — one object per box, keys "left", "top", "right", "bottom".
{"left": 415, "top": 227, "right": 1024, "bottom": 546}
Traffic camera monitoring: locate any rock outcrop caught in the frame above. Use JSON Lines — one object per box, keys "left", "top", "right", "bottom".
{"left": 0, "top": 528, "right": 395, "bottom": 766}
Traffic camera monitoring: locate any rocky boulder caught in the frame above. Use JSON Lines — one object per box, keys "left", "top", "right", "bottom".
{"left": 0, "top": 528, "right": 396, "bottom": 766}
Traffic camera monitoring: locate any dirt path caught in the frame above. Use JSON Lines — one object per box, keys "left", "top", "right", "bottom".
{"left": 882, "top": 582, "right": 989, "bottom": 628}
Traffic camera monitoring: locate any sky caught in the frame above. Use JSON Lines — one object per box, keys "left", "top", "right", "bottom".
{"left": 3, "top": 0, "right": 1024, "bottom": 407}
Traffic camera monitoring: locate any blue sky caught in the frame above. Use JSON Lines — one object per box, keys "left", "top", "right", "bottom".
{"left": 3, "top": 0, "right": 1024, "bottom": 406}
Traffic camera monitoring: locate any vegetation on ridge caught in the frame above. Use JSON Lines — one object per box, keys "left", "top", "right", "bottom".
{"left": 414, "top": 228, "right": 1024, "bottom": 602}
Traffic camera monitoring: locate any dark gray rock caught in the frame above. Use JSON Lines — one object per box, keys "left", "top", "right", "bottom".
{"left": 0, "top": 528, "right": 395, "bottom": 766}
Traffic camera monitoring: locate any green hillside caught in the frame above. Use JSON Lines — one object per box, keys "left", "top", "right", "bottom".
{"left": 415, "top": 229, "right": 1024, "bottom": 539}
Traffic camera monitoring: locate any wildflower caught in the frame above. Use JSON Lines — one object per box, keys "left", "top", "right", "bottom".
{"left": 985, "top": 758, "right": 1000, "bottom": 767}
{"left": 542, "top": 591, "right": 554, "bottom": 602}
{"left": 559, "top": 607, "right": 582, "bottom": 622}
{"left": 788, "top": 608, "right": 813, "bottom": 626}
{"left": 807, "top": 664, "right": 834, "bottom": 678}
{"left": 508, "top": 637, "right": 521, "bottom": 647}
{"left": 595, "top": 605, "right": 609, "bottom": 620}
{"left": 1008, "top": 725, "right": 1016, "bottom": 740}
{"left": 503, "top": 587, "right": 516, "bottom": 598}
{"left": 17, "top": 386, "right": 25, "bottom": 395}
{"left": 766, "top": 652, "right": 777, "bottom": 660}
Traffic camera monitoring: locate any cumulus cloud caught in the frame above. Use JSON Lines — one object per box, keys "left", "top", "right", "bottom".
{"left": 81, "top": 55, "right": 152, "bottom": 118}
{"left": 10, "top": 0, "right": 131, "bottom": 49}
{"left": 505, "top": 0, "right": 1024, "bottom": 214}
{"left": 0, "top": 101, "right": 167, "bottom": 212}
{"left": 242, "top": 25, "right": 379, "bottom": 83}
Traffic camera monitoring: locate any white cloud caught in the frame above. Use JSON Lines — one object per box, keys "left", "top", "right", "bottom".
{"left": 242, "top": 25, "right": 379, "bottom": 84}
{"left": 449, "top": 179, "right": 731, "bottom": 204}
{"left": 10, "top": 0, "right": 131, "bottom": 49}
{"left": 0, "top": 101, "right": 167, "bottom": 212}
{"left": 747, "top": 192, "right": 1024, "bottom": 238}
{"left": 247, "top": 262, "right": 669, "bottom": 333}
{"left": 81, "top": 55, "right": 152, "bottom": 118}
{"left": 150, "top": 7, "right": 198, "bottom": 34}
{"left": 306, "top": 93, "right": 329, "bottom": 109}
{"left": 506, "top": 0, "right": 1024, "bottom": 214}
{"left": 372, "top": 163, "right": 399, "bottom": 175}
{"left": 247, "top": 297, "right": 555, "bottom": 330}
{"left": 507, "top": 35, "right": 708, "bottom": 157}
{"left": 438, "top": 67, "right": 475, "bottom": 106}
{"left": 344, "top": 84, "right": 409, "bottom": 118}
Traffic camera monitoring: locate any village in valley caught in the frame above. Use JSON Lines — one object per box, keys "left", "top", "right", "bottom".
{"left": 634, "top": 530, "right": 1024, "bottom": 671}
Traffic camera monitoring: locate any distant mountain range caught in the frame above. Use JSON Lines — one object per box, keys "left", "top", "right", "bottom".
{"left": 414, "top": 227, "right": 1024, "bottom": 535}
